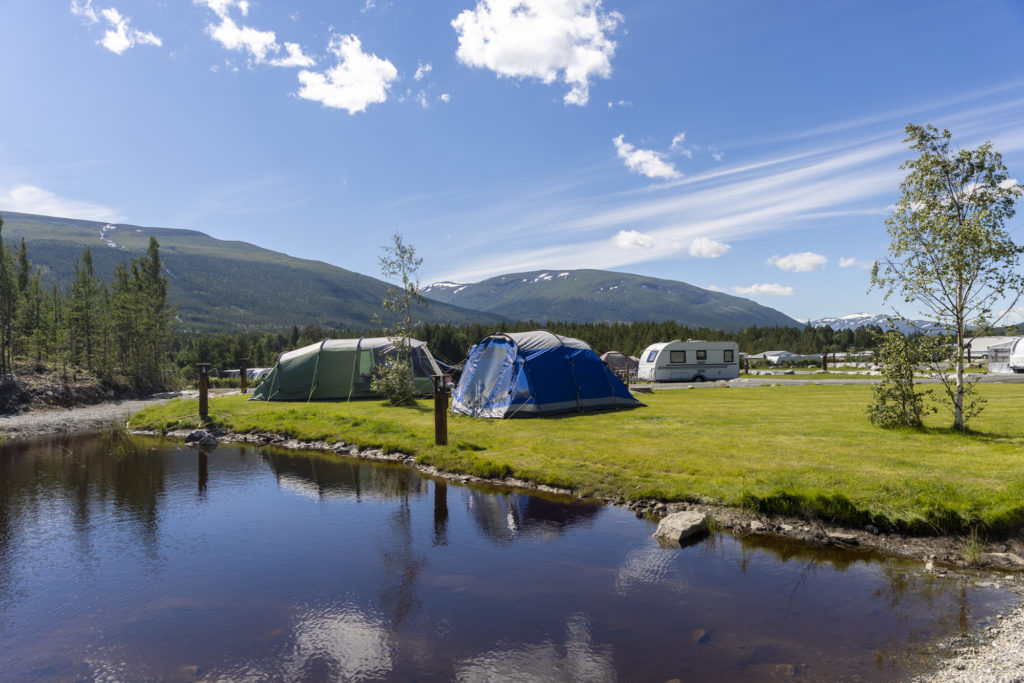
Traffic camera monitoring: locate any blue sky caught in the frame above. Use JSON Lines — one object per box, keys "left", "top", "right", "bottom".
{"left": 2, "top": 0, "right": 1024, "bottom": 323}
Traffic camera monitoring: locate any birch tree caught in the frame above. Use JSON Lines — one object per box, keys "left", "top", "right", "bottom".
{"left": 872, "top": 124, "right": 1024, "bottom": 430}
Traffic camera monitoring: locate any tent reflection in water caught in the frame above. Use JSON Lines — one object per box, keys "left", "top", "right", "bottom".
{"left": 451, "top": 330, "right": 643, "bottom": 418}
{"left": 250, "top": 338, "right": 442, "bottom": 401}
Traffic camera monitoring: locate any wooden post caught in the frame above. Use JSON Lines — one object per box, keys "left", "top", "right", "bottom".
{"left": 822, "top": 352, "right": 828, "bottom": 372}
{"left": 433, "top": 375, "right": 448, "bottom": 446}
{"left": 197, "top": 363, "right": 210, "bottom": 418}
{"left": 240, "top": 357, "right": 249, "bottom": 394}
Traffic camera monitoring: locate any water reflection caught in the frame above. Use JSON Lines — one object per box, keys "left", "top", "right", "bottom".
{"left": 0, "top": 436, "right": 1016, "bottom": 682}
{"left": 464, "top": 489, "right": 601, "bottom": 543}
{"left": 455, "top": 613, "right": 616, "bottom": 682}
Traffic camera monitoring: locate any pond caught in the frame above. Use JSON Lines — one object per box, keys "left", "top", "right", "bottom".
{"left": 0, "top": 433, "right": 1015, "bottom": 681}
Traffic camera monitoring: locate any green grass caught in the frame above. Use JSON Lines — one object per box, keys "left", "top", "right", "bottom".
{"left": 129, "top": 384, "right": 1024, "bottom": 534}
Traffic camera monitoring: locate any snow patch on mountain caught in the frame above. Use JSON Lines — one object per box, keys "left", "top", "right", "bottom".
{"left": 810, "top": 313, "right": 942, "bottom": 333}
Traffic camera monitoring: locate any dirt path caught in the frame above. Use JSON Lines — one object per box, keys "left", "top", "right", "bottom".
{"left": 0, "top": 395, "right": 177, "bottom": 439}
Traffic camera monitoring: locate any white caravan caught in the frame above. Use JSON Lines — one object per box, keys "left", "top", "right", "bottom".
{"left": 637, "top": 340, "right": 740, "bottom": 382}
{"left": 1011, "top": 338, "right": 1024, "bottom": 373}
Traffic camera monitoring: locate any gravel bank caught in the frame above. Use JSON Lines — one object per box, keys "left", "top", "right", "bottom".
{"left": 0, "top": 395, "right": 177, "bottom": 439}
{"left": 914, "top": 586, "right": 1024, "bottom": 682}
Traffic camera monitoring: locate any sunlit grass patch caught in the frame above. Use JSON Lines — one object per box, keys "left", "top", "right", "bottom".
{"left": 128, "top": 384, "right": 1024, "bottom": 534}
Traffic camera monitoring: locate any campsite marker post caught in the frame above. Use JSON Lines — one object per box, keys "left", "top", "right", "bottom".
{"left": 239, "top": 357, "right": 249, "bottom": 394}
{"left": 197, "top": 363, "right": 210, "bottom": 419}
{"left": 432, "top": 375, "right": 448, "bottom": 446}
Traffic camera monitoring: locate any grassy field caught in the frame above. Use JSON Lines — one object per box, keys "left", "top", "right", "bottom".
{"left": 129, "top": 384, "right": 1024, "bottom": 534}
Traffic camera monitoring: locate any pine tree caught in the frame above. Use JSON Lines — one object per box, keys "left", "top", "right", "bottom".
{"left": 0, "top": 216, "right": 19, "bottom": 376}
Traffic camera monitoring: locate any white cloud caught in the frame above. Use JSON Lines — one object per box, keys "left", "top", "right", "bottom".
{"left": 1, "top": 185, "right": 124, "bottom": 222}
{"left": 70, "top": 0, "right": 99, "bottom": 24}
{"left": 296, "top": 34, "right": 398, "bottom": 114}
{"left": 733, "top": 283, "right": 794, "bottom": 296}
{"left": 414, "top": 61, "right": 432, "bottom": 81}
{"left": 688, "top": 237, "right": 730, "bottom": 259}
{"left": 670, "top": 132, "right": 693, "bottom": 159}
{"left": 706, "top": 285, "right": 722, "bottom": 292}
{"left": 72, "top": 3, "right": 162, "bottom": 54}
{"left": 613, "top": 135, "right": 681, "bottom": 180}
{"left": 613, "top": 229, "right": 654, "bottom": 249}
{"left": 768, "top": 251, "right": 827, "bottom": 272}
{"left": 98, "top": 8, "right": 161, "bottom": 55}
{"left": 839, "top": 256, "right": 873, "bottom": 270}
{"left": 440, "top": 93, "right": 451, "bottom": 103}
{"left": 451, "top": 0, "right": 622, "bottom": 106}
{"left": 607, "top": 99, "right": 631, "bottom": 108}
{"left": 204, "top": 13, "right": 277, "bottom": 62}
{"left": 195, "top": 0, "right": 248, "bottom": 20}
{"left": 269, "top": 42, "right": 314, "bottom": 68}
{"left": 196, "top": 0, "right": 311, "bottom": 68}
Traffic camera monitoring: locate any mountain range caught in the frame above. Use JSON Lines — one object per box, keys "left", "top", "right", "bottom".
{"left": 424, "top": 270, "right": 801, "bottom": 331}
{"left": 809, "top": 313, "right": 944, "bottom": 334}
{"left": 0, "top": 211, "right": 501, "bottom": 331}
{"left": 2, "top": 210, "right": 800, "bottom": 333}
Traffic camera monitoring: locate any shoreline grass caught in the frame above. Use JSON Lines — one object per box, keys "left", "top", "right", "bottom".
{"left": 128, "top": 383, "right": 1024, "bottom": 535}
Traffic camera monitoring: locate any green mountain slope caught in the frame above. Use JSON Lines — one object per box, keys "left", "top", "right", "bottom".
{"left": 424, "top": 269, "right": 801, "bottom": 331}
{"left": 0, "top": 211, "right": 504, "bottom": 331}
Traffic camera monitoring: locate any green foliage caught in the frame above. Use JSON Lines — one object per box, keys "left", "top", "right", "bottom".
{"left": 958, "top": 527, "right": 987, "bottom": 566}
{"left": 872, "top": 124, "right": 1024, "bottom": 430}
{"left": 370, "top": 360, "right": 417, "bottom": 406}
{"left": 866, "top": 330, "right": 936, "bottom": 428}
{"left": 0, "top": 215, "right": 18, "bottom": 375}
{"left": 372, "top": 234, "right": 426, "bottom": 405}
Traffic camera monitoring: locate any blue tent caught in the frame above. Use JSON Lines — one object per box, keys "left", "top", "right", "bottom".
{"left": 451, "top": 330, "right": 643, "bottom": 418}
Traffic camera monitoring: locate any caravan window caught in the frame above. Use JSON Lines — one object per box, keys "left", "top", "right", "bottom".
{"left": 724, "top": 350, "right": 734, "bottom": 363}
{"left": 696, "top": 350, "right": 707, "bottom": 361}
{"left": 646, "top": 350, "right": 658, "bottom": 362}
{"left": 670, "top": 350, "right": 686, "bottom": 363}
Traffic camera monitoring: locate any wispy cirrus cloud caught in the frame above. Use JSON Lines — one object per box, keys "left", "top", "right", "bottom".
{"left": 452, "top": 0, "right": 622, "bottom": 106}
{"left": 421, "top": 82, "right": 1024, "bottom": 283}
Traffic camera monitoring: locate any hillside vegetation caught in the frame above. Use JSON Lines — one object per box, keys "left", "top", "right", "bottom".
{"left": 1, "top": 211, "right": 503, "bottom": 331}
{"left": 424, "top": 269, "right": 800, "bottom": 331}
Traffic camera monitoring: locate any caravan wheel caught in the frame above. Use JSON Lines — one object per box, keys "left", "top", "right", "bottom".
{"left": 693, "top": 375, "right": 705, "bottom": 383}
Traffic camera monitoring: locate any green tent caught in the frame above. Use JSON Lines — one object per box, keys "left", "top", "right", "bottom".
{"left": 250, "top": 337, "right": 442, "bottom": 401}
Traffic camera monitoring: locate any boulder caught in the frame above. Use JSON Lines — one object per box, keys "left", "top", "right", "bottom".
{"left": 185, "top": 429, "right": 219, "bottom": 449}
{"left": 654, "top": 511, "right": 707, "bottom": 545}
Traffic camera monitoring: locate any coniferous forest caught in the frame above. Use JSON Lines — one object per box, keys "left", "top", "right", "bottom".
{"left": 0, "top": 215, "right": 172, "bottom": 389}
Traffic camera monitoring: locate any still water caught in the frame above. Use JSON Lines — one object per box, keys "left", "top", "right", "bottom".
{"left": 0, "top": 433, "right": 1015, "bottom": 681}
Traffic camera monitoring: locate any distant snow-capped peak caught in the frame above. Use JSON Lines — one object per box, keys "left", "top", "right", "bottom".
{"left": 810, "top": 313, "right": 941, "bottom": 332}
